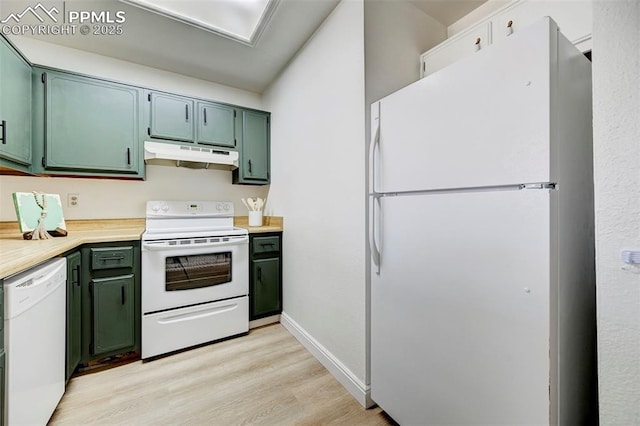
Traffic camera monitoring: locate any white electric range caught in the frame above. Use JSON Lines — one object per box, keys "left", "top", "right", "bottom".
{"left": 141, "top": 200, "right": 249, "bottom": 359}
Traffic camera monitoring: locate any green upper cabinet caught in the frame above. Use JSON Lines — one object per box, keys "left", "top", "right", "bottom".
{"left": 196, "top": 101, "right": 236, "bottom": 148}
{"left": 36, "top": 69, "right": 143, "bottom": 176}
{"left": 148, "top": 92, "right": 194, "bottom": 142}
{"left": 233, "top": 110, "right": 270, "bottom": 185}
{"left": 0, "top": 35, "right": 31, "bottom": 169}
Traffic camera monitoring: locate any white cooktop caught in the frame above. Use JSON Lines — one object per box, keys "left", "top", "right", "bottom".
{"left": 143, "top": 200, "right": 247, "bottom": 239}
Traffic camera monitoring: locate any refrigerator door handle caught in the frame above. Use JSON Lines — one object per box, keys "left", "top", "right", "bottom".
{"left": 369, "top": 110, "right": 380, "bottom": 194}
{"left": 369, "top": 195, "right": 381, "bottom": 274}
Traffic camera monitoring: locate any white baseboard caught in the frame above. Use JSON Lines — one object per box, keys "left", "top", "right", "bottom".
{"left": 280, "top": 312, "right": 373, "bottom": 408}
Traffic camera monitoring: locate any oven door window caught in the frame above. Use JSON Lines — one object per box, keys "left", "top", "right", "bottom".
{"left": 166, "top": 252, "right": 232, "bottom": 291}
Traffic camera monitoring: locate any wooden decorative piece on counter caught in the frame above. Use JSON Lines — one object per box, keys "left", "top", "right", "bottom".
{"left": 12, "top": 192, "right": 67, "bottom": 239}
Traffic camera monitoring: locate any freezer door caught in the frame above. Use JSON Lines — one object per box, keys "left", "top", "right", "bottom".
{"left": 372, "top": 18, "right": 555, "bottom": 193}
{"left": 370, "top": 189, "right": 552, "bottom": 424}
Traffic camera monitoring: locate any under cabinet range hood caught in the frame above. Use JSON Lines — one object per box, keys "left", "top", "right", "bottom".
{"left": 144, "top": 141, "right": 239, "bottom": 170}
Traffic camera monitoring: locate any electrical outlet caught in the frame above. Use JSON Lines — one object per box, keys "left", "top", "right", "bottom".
{"left": 68, "top": 193, "right": 80, "bottom": 208}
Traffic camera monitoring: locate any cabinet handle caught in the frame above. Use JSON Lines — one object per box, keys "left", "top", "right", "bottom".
{"left": 204, "top": 108, "right": 207, "bottom": 125}
{"left": 475, "top": 37, "right": 482, "bottom": 52}
{"left": 1, "top": 120, "right": 5, "bottom": 145}
{"left": 248, "top": 159, "right": 252, "bottom": 174}
{"left": 121, "top": 286, "right": 126, "bottom": 305}
{"left": 73, "top": 264, "right": 81, "bottom": 286}
{"left": 185, "top": 104, "right": 189, "bottom": 121}
{"left": 126, "top": 147, "right": 131, "bottom": 165}
{"left": 258, "top": 267, "right": 262, "bottom": 282}
{"left": 506, "top": 20, "right": 514, "bottom": 36}
{"left": 101, "top": 256, "right": 124, "bottom": 261}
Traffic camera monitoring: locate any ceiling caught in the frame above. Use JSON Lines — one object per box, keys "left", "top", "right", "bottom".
{"left": 2, "top": 0, "right": 485, "bottom": 93}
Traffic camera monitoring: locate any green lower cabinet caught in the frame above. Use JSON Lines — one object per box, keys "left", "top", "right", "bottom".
{"left": 1, "top": 279, "right": 3, "bottom": 426}
{"left": 92, "top": 275, "right": 135, "bottom": 355}
{"left": 249, "top": 233, "right": 282, "bottom": 320}
{"left": 251, "top": 258, "right": 281, "bottom": 318}
{"left": 233, "top": 109, "right": 270, "bottom": 185}
{"left": 66, "top": 251, "right": 82, "bottom": 381}
{"left": 81, "top": 241, "right": 140, "bottom": 363}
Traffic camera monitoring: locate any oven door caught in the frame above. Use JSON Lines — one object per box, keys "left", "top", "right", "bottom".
{"left": 141, "top": 235, "right": 248, "bottom": 313}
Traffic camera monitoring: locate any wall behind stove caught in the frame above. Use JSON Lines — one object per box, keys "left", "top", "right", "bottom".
{"left": 0, "top": 37, "right": 268, "bottom": 221}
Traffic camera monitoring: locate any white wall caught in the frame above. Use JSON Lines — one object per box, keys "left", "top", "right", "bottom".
{"left": 0, "top": 37, "right": 268, "bottom": 221}
{"left": 263, "top": 0, "right": 368, "bottom": 403}
{"left": 448, "top": 0, "right": 510, "bottom": 36}
{"left": 0, "top": 166, "right": 268, "bottom": 220}
{"left": 592, "top": 1, "right": 640, "bottom": 424}
{"left": 364, "top": 1, "right": 446, "bottom": 106}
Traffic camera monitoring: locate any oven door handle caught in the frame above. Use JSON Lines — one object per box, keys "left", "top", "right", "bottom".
{"left": 142, "top": 238, "right": 247, "bottom": 251}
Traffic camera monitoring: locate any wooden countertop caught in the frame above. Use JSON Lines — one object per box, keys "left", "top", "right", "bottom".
{"left": 0, "top": 219, "right": 145, "bottom": 279}
{"left": 0, "top": 216, "right": 283, "bottom": 278}
{"left": 234, "top": 216, "right": 284, "bottom": 234}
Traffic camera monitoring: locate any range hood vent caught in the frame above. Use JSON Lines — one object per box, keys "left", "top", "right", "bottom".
{"left": 144, "top": 141, "right": 239, "bottom": 170}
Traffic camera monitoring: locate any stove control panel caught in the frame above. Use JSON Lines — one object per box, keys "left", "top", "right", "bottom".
{"left": 146, "top": 201, "right": 234, "bottom": 217}
{"left": 187, "top": 203, "right": 202, "bottom": 213}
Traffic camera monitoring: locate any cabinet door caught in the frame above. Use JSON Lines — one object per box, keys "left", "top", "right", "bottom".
{"left": 149, "top": 92, "right": 194, "bottom": 142}
{"left": 0, "top": 36, "right": 31, "bottom": 166}
{"left": 196, "top": 102, "right": 236, "bottom": 148}
{"left": 421, "top": 22, "right": 491, "bottom": 78}
{"left": 66, "top": 251, "right": 82, "bottom": 381}
{"left": 251, "top": 258, "right": 280, "bottom": 318}
{"left": 491, "top": 1, "right": 592, "bottom": 51}
{"left": 237, "top": 110, "right": 270, "bottom": 184}
{"left": 92, "top": 275, "right": 135, "bottom": 355}
{"left": 44, "top": 71, "right": 141, "bottom": 174}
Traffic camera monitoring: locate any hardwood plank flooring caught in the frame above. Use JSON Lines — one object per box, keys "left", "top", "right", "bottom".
{"left": 49, "top": 324, "right": 394, "bottom": 425}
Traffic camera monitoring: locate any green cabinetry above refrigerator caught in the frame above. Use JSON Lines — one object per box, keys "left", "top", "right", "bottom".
{"left": 0, "top": 35, "right": 31, "bottom": 171}
{"left": 32, "top": 68, "right": 144, "bottom": 178}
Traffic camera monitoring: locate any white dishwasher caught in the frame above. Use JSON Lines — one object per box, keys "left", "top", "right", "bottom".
{"left": 4, "top": 257, "right": 66, "bottom": 426}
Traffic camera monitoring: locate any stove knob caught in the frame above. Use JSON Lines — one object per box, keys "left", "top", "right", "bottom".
{"left": 161, "top": 204, "right": 169, "bottom": 212}
{"left": 224, "top": 203, "right": 230, "bottom": 211}
{"left": 151, "top": 205, "right": 160, "bottom": 212}
{"left": 216, "top": 204, "right": 223, "bottom": 211}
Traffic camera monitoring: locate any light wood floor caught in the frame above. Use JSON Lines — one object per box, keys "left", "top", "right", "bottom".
{"left": 49, "top": 324, "right": 394, "bottom": 425}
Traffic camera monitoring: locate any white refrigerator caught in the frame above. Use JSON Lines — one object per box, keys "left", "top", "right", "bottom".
{"left": 369, "top": 18, "right": 597, "bottom": 425}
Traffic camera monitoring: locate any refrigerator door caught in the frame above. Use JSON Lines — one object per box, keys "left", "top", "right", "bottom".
{"left": 371, "top": 18, "right": 555, "bottom": 194}
{"left": 371, "top": 189, "right": 552, "bottom": 424}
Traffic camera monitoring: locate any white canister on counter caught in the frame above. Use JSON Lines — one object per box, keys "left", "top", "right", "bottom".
{"left": 249, "top": 211, "right": 263, "bottom": 227}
